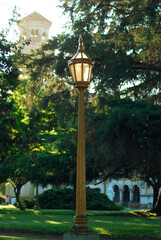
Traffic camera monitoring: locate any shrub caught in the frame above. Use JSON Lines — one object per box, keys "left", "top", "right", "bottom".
{"left": 38, "top": 187, "right": 123, "bottom": 210}
{"left": 86, "top": 187, "right": 123, "bottom": 210}
{"left": 39, "top": 187, "right": 74, "bottom": 209}
{"left": 24, "top": 199, "right": 35, "bottom": 209}
{"left": 13, "top": 201, "right": 26, "bottom": 209}
{"left": 0, "top": 194, "right": 6, "bottom": 205}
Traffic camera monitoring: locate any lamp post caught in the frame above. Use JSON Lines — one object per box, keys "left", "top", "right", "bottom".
{"left": 63, "top": 36, "right": 99, "bottom": 240}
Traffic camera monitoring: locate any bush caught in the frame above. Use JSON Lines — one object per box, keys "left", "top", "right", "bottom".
{"left": 13, "top": 201, "right": 26, "bottom": 209}
{"left": 0, "top": 194, "right": 6, "bottom": 205}
{"left": 24, "top": 199, "right": 35, "bottom": 209}
{"left": 39, "top": 187, "right": 74, "bottom": 209}
{"left": 86, "top": 187, "right": 123, "bottom": 210}
{"left": 38, "top": 187, "right": 123, "bottom": 210}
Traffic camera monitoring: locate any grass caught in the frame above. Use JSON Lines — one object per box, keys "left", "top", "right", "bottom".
{"left": 0, "top": 238, "right": 44, "bottom": 240}
{"left": 0, "top": 205, "right": 161, "bottom": 239}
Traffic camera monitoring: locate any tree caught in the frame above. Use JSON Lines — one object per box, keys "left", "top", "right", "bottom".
{"left": 0, "top": 25, "right": 19, "bottom": 161}
{"left": 0, "top": 154, "right": 32, "bottom": 210}
{"left": 0, "top": 10, "right": 102, "bottom": 208}
{"left": 7, "top": 1, "right": 160, "bottom": 211}
{"left": 55, "top": 1, "right": 161, "bottom": 213}
{"left": 85, "top": 98, "right": 161, "bottom": 208}
{"left": 58, "top": 0, "right": 161, "bottom": 100}
{"left": 151, "top": 193, "right": 161, "bottom": 215}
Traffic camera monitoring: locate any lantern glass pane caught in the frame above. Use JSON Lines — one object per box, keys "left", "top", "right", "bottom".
{"left": 75, "top": 63, "right": 82, "bottom": 81}
{"left": 82, "top": 52, "right": 88, "bottom": 59}
{"left": 70, "top": 64, "right": 76, "bottom": 83}
{"left": 75, "top": 52, "right": 88, "bottom": 59}
{"left": 76, "top": 53, "right": 82, "bottom": 58}
{"left": 88, "top": 64, "right": 93, "bottom": 82}
{"left": 83, "top": 63, "right": 90, "bottom": 82}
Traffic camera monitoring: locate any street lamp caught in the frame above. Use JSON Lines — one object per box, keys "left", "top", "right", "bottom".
{"left": 63, "top": 36, "right": 99, "bottom": 240}
{"left": 68, "top": 35, "right": 93, "bottom": 89}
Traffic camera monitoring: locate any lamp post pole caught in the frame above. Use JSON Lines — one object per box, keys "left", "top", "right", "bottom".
{"left": 74, "top": 87, "right": 88, "bottom": 227}
{"left": 63, "top": 35, "right": 99, "bottom": 240}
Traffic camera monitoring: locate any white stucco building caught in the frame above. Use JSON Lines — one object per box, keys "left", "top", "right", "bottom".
{"left": 17, "top": 11, "right": 52, "bottom": 54}
{"left": 88, "top": 179, "right": 153, "bottom": 209}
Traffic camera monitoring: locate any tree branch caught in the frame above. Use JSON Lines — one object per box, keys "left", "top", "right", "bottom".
{"left": 132, "top": 61, "right": 161, "bottom": 72}
{"left": 94, "top": 166, "right": 134, "bottom": 185}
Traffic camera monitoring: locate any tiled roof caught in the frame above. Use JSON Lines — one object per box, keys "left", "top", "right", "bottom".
{"left": 20, "top": 11, "right": 52, "bottom": 24}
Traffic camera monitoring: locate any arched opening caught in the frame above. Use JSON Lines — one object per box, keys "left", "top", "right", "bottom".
{"left": 133, "top": 185, "right": 140, "bottom": 202}
{"left": 113, "top": 185, "right": 120, "bottom": 202}
{"left": 22, "top": 31, "right": 27, "bottom": 39}
{"left": 31, "top": 29, "right": 34, "bottom": 37}
{"left": 42, "top": 32, "right": 47, "bottom": 41}
{"left": 123, "top": 185, "right": 130, "bottom": 203}
{"left": 35, "top": 29, "right": 39, "bottom": 37}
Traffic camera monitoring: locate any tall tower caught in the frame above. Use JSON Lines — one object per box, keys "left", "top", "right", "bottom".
{"left": 17, "top": 11, "right": 52, "bottom": 53}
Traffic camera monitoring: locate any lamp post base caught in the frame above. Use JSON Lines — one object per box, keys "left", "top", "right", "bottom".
{"left": 63, "top": 225, "right": 99, "bottom": 240}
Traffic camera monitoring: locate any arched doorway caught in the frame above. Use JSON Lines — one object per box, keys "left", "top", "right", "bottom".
{"left": 133, "top": 185, "right": 140, "bottom": 202}
{"left": 123, "top": 185, "right": 130, "bottom": 205}
{"left": 113, "top": 185, "right": 120, "bottom": 202}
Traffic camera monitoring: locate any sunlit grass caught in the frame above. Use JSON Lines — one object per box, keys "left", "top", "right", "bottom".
{"left": 94, "top": 227, "right": 111, "bottom": 235}
{"left": 0, "top": 205, "right": 16, "bottom": 209}
{"left": 45, "top": 220, "right": 62, "bottom": 224}
{"left": 0, "top": 206, "right": 161, "bottom": 239}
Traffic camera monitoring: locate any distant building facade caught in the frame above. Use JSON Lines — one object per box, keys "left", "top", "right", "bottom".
{"left": 5, "top": 178, "right": 154, "bottom": 209}
{"left": 88, "top": 179, "right": 153, "bottom": 209}
{"left": 17, "top": 11, "right": 52, "bottom": 53}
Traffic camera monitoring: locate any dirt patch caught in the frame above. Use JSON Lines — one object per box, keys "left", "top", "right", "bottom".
{"left": 0, "top": 231, "right": 157, "bottom": 240}
{"left": 0, "top": 229, "right": 63, "bottom": 239}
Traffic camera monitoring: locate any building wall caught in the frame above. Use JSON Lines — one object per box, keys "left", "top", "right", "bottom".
{"left": 5, "top": 182, "right": 35, "bottom": 199}
{"left": 88, "top": 178, "right": 153, "bottom": 209}
{"left": 17, "top": 12, "right": 51, "bottom": 54}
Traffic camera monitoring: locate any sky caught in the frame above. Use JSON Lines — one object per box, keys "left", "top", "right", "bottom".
{"left": 0, "top": 0, "right": 69, "bottom": 40}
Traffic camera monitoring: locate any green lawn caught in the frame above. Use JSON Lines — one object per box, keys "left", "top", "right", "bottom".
{"left": 0, "top": 237, "right": 51, "bottom": 240}
{"left": 0, "top": 205, "right": 161, "bottom": 239}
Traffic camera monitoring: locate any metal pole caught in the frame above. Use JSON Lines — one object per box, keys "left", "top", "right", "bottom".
{"left": 74, "top": 88, "right": 88, "bottom": 227}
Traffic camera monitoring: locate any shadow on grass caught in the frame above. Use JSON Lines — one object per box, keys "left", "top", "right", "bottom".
{"left": 87, "top": 210, "right": 160, "bottom": 218}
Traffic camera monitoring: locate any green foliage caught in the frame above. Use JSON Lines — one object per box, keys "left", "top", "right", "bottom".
{"left": 86, "top": 98, "right": 161, "bottom": 206}
{"left": 57, "top": 0, "right": 161, "bottom": 100}
{"left": 0, "top": 193, "right": 6, "bottom": 204}
{"left": 38, "top": 187, "right": 74, "bottom": 209}
{"left": 23, "top": 199, "right": 35, "bottom": 209}
{"left": 86, "top": 187, "right": 123, "bottom": 210}
{"left": 0, "top": 25, "right": 20, "bottom": 161}
{"left": 13, "top": 201, "right": 26, "bottom": 210}
{"left": 37, "top": 187, "right": 122, "bottom": 210}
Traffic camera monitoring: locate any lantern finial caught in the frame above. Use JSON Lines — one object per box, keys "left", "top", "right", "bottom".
{"left": 78, "top": 35, "right": 83, "bottom": 51}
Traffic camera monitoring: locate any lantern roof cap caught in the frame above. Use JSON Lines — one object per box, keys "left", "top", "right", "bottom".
{"left": 69, "top": 35, "right": 92, "bottom": 61}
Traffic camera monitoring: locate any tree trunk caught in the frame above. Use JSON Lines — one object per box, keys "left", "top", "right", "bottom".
{"left": 14, "top": 185, "right": 25, "bottom": 210}
{"left": 73, "top": 179, "right": 76, "bottom": 210}
{"left": 150, "top": 193, "right": 161, "bottom": 216}
{"left": 153, "top": 185, "right": 160, "bottom": 208}
{"left": 33, "top": 182, "right": 40, "bottom": 209}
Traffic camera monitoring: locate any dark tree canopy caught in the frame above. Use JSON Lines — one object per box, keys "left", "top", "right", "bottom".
{"left": 58, "top": 0, "right": 161, "bottom": 100}
{"left": 85, "top": 98, "right": 161, "bottom": 206}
